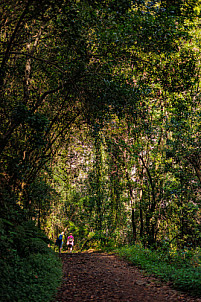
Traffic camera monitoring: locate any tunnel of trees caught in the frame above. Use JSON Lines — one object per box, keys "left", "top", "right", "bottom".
{"left": 0, "top": 0, "right": 200, "bottom": 300}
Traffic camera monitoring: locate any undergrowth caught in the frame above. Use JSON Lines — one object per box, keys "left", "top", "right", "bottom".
{"left": 0, "top": 202, "right": 62, "bottom": 302}
{"left": 117, "top": 245, "right": 201, "bottom": 297}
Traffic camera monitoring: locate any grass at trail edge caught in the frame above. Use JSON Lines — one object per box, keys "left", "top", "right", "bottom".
{"left": 117, "top": 245, "right": 201, "bottom": 297}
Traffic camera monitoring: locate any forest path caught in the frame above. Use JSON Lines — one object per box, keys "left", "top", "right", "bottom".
{"left": 53, "top": 252, "right": 201, "bottom": 302}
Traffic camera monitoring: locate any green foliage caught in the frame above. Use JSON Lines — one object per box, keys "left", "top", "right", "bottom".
{"left": 0, "top": 252, "right": 62, "bottom": 302}
{"left": 117, "top": 245, "right": 201, "bottom": 296}
{"left": 0, "top": 0, "right": 200, "bottom": 276}
{"left": 0, "top": 203, "right": 62, "bottom": 302}
{"left": 80, "top": 231, "right": 117, "bottom": 252}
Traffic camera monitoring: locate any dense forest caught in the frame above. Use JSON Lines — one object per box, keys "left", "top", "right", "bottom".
{"left": 0, "top": 0, "right": 200, "bottom": 301}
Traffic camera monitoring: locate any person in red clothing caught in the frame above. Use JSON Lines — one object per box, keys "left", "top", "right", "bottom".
{"left": 67, "top": 233, "right": 74, "bottom": 252}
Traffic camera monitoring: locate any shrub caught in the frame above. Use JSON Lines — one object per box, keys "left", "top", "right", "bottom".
{"left": 0, "top": 215, "right": 62, "bottom": 302}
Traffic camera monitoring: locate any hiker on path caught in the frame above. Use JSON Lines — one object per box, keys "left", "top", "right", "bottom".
{"left": 67, "top": 233, "right": 74, "bottom": 252}
{"left": 56, "top": 231, "right": 64, "bottom": 254}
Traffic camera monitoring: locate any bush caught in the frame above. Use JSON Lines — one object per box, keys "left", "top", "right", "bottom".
{"left": 1, "top": 252, "right": 62, "bottom": 302}
{"left": 0, "top": 214, "right": 62, "bottom": 302}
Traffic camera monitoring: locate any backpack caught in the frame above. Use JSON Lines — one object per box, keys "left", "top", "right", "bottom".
{"left": 55, "top": 235, "right": 62, "bottom": 246}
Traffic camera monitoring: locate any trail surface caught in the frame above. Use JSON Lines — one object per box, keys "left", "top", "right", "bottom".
{"left": 53, "top": 252, "right": 201, "bottom": 302}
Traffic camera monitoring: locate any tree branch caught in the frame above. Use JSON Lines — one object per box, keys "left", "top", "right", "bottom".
{"left": 0, "top": 1, "right": 32, "bottom": 83}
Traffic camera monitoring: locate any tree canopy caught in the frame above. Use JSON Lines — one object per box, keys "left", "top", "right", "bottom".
{"left": 0, "top": 0, "right": 200, "bottom": 253}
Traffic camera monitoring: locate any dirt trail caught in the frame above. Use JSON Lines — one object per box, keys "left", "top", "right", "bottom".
{"left": 53, "top": 252, "right": 201, "bottom": 302}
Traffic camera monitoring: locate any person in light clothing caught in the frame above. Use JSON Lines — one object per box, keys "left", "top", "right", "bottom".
{"left": 67, "top": 233, "right": 74, "bottom": 252}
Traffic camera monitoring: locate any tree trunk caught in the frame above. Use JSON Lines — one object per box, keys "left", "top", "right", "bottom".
{"left": 131, "top": 208, "right": 136, "bottom": 243}
{"left": 139, "top": 188, "right": 143, "bottom": 238}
